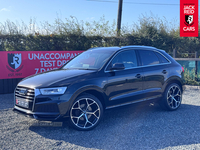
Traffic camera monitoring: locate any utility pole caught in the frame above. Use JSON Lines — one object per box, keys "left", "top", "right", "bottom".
{"left": 117, "top": 0, "right": 123, "bottom": 37}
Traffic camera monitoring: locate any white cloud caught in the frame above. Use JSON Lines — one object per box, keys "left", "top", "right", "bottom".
{"left": 0, "top": 8, "right": 10, "bottom": 12}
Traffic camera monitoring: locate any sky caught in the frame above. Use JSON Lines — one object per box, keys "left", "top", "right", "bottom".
{"left": 0, "top": 0, "right": 181, "bottom": 29}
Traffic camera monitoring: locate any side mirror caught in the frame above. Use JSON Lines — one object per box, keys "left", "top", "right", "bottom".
{"left": 110, "top": 63, "right": 125, "bottom": 70}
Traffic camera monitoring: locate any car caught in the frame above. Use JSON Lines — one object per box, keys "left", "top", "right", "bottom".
{"left": 13, "top": 46, "right": 185, "bottom": 130}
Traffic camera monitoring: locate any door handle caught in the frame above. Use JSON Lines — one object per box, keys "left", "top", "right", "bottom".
{"left": 135, "top": 74, "right": 142, "bottom": 78}
{"left": 162, "top": 70, "right": 167, "bottom": 74}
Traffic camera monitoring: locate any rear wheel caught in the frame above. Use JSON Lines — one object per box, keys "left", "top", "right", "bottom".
{"left": 160, "top": 83, "right": 182, "bottom": 111}
{"left": 69, "top": 94, "right": 103, "bottom": 130}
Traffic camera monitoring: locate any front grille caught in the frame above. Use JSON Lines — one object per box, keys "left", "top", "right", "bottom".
{"left": 15, "top": 86, "right": 35, "bottom": 110}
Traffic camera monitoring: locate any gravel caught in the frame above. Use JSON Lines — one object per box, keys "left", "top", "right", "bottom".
{"left": 0, "top": 85, "right": 200, "bottom": 150}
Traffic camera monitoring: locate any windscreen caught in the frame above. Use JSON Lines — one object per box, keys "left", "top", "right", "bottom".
{"left": 62, "top": 49, "right": 115, "bottom": 70}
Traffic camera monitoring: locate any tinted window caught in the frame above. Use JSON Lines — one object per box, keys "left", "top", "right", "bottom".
{"left": 139, "top": 50, "right": 159, "bottom": 66}
{"left": 107, "top": 50, "right": 137, "bottom": 70}
{"left": 155, "top": 52, "right": 169, "bottom": 63}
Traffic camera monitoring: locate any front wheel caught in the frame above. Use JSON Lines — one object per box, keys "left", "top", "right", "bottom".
{"left": 69, "top": 94, "right": 103, "bottom": 131}
{"left": 160, "top": 83, "right": 182, "bottom": 111}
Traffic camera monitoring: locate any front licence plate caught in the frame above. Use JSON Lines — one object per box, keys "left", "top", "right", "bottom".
{"left": 16, "top": 98, "right": 29, "bottom": 108}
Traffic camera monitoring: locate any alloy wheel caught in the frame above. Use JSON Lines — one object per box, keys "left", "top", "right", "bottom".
{"left": 70, "top": 98, "right": 101, "bottom": 129}
{"left": 167, "top": 85, "right": 182, "bottom": 109}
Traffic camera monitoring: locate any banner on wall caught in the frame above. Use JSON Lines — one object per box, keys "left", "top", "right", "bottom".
{"left": 0, "top": 51, "right": 83, "bottom": 79}
{"left": 180, "top": 0, "right": 198, "bottom": 37}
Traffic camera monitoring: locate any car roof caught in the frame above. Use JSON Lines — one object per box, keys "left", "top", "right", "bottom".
{"left": 88, "top": 46, "right": 166, "bottom": 54}
{"left": 122, "top": 45, "right": 155, "bottom": 49}
{"left": 90, "top": 45, "right": 165, "bottom": 52}
{"left": 121, "top": 45, "right": 166, "bottom": 52}
{"left": 121, "top": 45, "right": 158, "bottom": 50}
{"left": 88, "top": 47, "right": 121, "bottom": 52}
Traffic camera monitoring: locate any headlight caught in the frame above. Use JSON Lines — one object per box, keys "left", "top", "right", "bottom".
{"left": 40, "top": 87, "right": 67, "bottom": 95}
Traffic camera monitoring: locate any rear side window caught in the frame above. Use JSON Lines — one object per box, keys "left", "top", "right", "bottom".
{"left": 139, "top": 50, "right": 159, "bottom": 66}
{"left": 155, "top": 52, "right": 169, "bottom": 64}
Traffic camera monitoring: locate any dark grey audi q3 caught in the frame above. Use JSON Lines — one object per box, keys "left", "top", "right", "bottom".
{"left": 13, "top": 46, "right": 185, "bottom": 130}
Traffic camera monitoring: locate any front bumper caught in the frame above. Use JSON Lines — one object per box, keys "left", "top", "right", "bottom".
{"left": 13, "top": 105, "right": 61, "bottom": 121}
{"left": 13, "top": 86, "right": 72, "bottom": 121}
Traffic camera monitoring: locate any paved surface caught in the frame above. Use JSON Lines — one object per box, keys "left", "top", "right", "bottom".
{"left": 0, "top": 86, "right": 200, "bottom": 150}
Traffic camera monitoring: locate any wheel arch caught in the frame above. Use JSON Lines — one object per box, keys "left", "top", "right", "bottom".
{"left": 80, "top": 90, "right": 106, "bottom": 109}
{"left": 164, "top": 76, "right": 183, "bottom": 92}
{"left": 66, "top": 85, "right": 107, "bottom": 116}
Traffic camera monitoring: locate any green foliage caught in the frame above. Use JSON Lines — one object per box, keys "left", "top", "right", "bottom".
{"left": 0, "top": 15, "right": 199, "bottom": 55}
{"left": 183, "top": 68, "right": 200, "bottom": 86}
{"left": 0, "top": 16, "right": 119, "bottom": 51}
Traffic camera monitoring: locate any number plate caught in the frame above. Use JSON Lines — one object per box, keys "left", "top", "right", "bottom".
{"left": 16, "top": 98, "right": 29, "bottom": 108}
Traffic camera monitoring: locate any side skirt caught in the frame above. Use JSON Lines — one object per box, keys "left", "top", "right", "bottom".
{"left": 106, "top": 95, "right": 162, "bottom": 109}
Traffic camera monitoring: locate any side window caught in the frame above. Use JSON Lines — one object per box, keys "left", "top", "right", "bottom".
{"left": 139, "top": 50, "right": 159, "bottom": 66}
{"left": 154, "top": 52, "right": 169, "bottom": 64}
{"left": 107, "top": 50, "right": 138, "bottom": 70}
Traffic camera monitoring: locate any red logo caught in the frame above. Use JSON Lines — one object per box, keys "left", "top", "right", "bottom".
{"left": 180, "top": 0, "right": 198, "bottom": 37}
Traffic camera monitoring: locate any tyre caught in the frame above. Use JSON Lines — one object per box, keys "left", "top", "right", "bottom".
{"left": 160, "top": 83, "right": 182, "bottom": 111}
{"left": 69, "top": 94, "right": 104, "bottom": 131}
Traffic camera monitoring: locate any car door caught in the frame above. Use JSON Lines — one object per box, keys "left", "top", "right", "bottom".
{"left": 104, "top": 49, "right": 144, "bottom": 107}
{"left": 137, "top": 49, "right": 170, "bottom": 99}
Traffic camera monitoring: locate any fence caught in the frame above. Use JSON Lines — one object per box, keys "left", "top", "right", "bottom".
{"left": 173, "top": 49, "right": 200, "bottom": 81}
{"left": 0, "top": 78, "right": 22, "bottom": 94}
